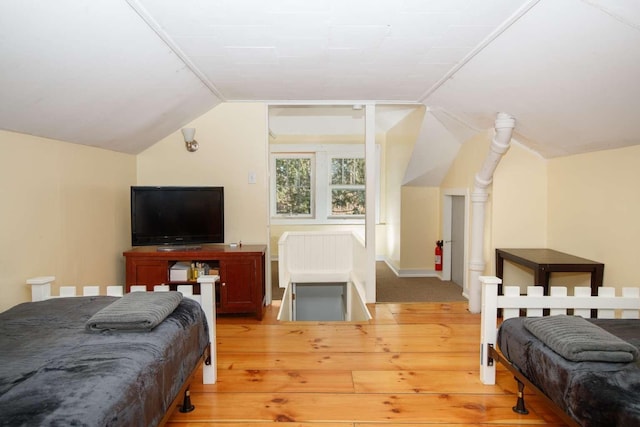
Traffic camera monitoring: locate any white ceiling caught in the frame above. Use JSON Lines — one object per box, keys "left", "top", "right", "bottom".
{"left": 0, "top": 0, "right": 639, "bottom": 157}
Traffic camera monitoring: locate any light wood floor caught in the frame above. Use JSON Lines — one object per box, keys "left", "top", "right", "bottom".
{"left": 167, "top": 301, "right": 568, "bottom": 426}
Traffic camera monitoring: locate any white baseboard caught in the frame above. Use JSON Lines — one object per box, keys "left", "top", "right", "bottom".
{"left": 382, "top": 258, "right": 440, "bottom": 279}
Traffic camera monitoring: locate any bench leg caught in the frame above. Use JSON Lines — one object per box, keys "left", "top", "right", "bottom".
{"left": 512, "top": 377, "right": 529, "bottom": 415}
{"left": 179, "top": 387, "right": 195, "bottom": 413}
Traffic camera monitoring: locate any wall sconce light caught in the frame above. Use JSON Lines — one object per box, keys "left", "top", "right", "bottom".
{"left": 181, "top": 128, "right": 199, "bottom": 152}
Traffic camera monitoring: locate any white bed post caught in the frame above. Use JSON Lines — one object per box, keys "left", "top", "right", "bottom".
{"left": 197, "top": 275, "right": 217, "bottom": 384}
{"left": 26, "top": 276, "right": 56, "bottom": 301}
{"left": 480, "top": 275, "right": 501, "bottom": 385}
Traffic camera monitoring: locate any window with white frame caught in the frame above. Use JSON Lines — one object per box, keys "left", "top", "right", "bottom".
{"left": 270, "top": 144, "right": 368, "bottom": 224}
{"left": 273, "top": 154, "right": 314, "bottom": 217}
{"left": 329, "top": 157, "right": 365, "bottom": 217}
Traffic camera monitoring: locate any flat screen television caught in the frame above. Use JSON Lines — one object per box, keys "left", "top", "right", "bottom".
{"left": 131, "top": 186, "right": 224, "bottom": 246}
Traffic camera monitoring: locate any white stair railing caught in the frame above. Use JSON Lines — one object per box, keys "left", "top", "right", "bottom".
{"left": 277, "top": 231, "right": 370, "bottom": 321}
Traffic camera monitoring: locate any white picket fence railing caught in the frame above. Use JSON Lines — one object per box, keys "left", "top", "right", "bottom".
{"left": 479, "top": 275, "right": 640, "bottom": 385}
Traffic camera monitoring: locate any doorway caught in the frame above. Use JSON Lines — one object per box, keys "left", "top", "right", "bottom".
{"left": 450, "top": 195, "right": 465, "bottom": 287}
{"left": 442, "top": 190, "right": 468, "bottom": 295}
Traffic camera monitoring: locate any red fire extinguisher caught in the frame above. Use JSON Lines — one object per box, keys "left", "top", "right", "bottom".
{"left": 435, "top": 240, "right": 444, "bottom": 271}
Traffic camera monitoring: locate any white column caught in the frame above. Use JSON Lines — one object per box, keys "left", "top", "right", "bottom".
{"left": 365, "top": 104, "right": 377, "bottom": 303}
{"left": 468, "top": 188, "right": 489, "bottom": 313}
{"left": 468, "top": 113, "right": 515, "bottom": 313}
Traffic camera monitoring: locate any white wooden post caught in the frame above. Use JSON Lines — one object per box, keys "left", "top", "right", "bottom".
{"left": 480, "top": 275, "right": 501, "bottom": 385}
{"left": 26, "top": 276, "right": 56, "bottom": 301}
{"left": 107, "top": 286, "right": 124, "bottom": 297}
{"left": 198, "top": 275, "right": 217, "bottom": 384}
{"left": 622, "top": 287, "right": 640, "bottom": 319}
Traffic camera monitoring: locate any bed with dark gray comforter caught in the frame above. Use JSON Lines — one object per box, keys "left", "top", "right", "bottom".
{"left": 0, "top": 295, "right": 209, "bottom": 427}
{"left": 498, "top": 317, "right": 640, "bottom": 427}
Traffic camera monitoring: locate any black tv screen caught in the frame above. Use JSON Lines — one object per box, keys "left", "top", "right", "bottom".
{"left": 131, "top": 186, "right": 224, "bottom": 246}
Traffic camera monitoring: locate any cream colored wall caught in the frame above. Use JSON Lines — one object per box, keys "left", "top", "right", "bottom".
{"left": 400, "top": 186, "right": 439, "bottom": 270}
{"left": 441, "top": 131, "right": 490, "bottom": 189}
{"left": 0, "top": 130, "right": 135, "bottom": 311}
{"left": 490, "top": 142, "right": 640, "bottom": 292}
{"left": 547, "top": 144, "right": 640, "bottom": 290}
{"left": 492, "top": 140, "right": 548, "bottom": 289}
{"left": 136, "top": 102, "right": 269, "bottom": 246}
{"left": 493, "top": 141, "right": 548, "bottom": 249}
{"left": 383, "top": 107, "right": 426, "bottom": 270}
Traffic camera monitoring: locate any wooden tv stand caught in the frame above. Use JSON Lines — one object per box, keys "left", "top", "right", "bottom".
{"left": 123, "top": 244, "right": 266, "bottom": 319}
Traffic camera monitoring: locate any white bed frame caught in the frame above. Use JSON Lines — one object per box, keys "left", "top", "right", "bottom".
{"left": 479, "top": 275, "right": 640, "bottom": 385}
{"left": 25, "top": 275, "right": 217, "bottom": 385}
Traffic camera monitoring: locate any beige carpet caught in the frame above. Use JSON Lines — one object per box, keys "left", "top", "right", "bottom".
{"left": 271, "top": 261, "right": 467, "bottom": 303}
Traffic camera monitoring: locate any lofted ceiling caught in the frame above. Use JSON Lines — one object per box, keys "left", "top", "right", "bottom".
{"left": 0, "top": 0, "right": 639, "bottom": 157}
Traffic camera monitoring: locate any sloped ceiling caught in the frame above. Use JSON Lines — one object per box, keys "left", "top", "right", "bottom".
{"left": 0, "top": 1, "right": 221, "bottom": 153}
{"left": 0, "top": 0, "right": 639, "bottom": 156}
{"left": 428, "top": 0, "right": 640, "bottom": 158}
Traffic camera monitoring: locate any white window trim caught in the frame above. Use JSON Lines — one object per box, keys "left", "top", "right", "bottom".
{"left": 270, "top": 144, "right": 368, "bottom": 225}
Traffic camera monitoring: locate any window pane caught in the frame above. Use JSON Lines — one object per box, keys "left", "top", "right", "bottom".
{"left": 275, "top": 158, "right": 312, "bottom": 215}
{"left": 331, "top": 189, "right": 365, "bottom": 216}
{"left": 331, "top": 158, "right": 365, "bottom": 185}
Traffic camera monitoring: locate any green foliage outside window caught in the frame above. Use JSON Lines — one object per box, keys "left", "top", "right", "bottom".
{"left": 331, "top": 158, "right": 365, "bottom": 185}
{"left": 275, "top": 157, "right": 312, "bottom": 215}
{"left": 331, "top": 189, "right": 365, "bottom": 215}
{"left": 330, "top": 158, "right": 365, "bottom": 216}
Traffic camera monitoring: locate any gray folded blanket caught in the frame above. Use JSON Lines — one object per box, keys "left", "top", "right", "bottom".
{"left": 86, "top": 291, "right": 183, "bottom": 332}
{"left": 523, "top": 314, "right": 639, "bottom": 363}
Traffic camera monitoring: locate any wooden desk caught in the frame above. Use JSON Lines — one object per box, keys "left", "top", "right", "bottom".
{"left": 495, "top": 248, "right": 604, "bottom": 296}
